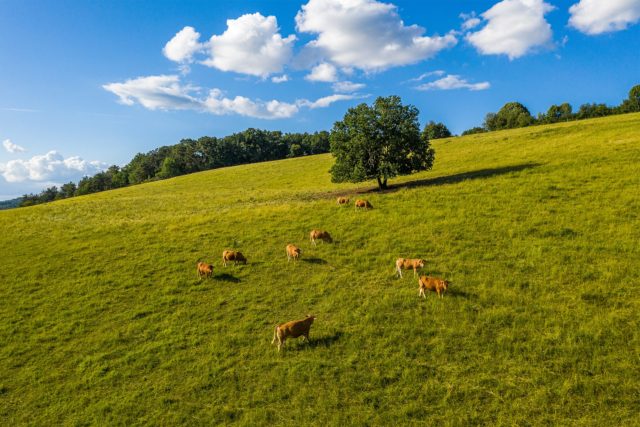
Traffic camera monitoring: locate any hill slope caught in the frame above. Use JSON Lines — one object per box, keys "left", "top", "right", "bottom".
{"left": 1, "top": 114, "right": 639, "bottom": 425}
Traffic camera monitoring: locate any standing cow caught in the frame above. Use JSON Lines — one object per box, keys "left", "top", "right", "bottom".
{"left": 286, "top": 244, "right": 302, "bottom": 262}
{"left": 418, "top": 275, "right": 449, "bottom": 298}
{"left": 395, "top": 258, "right": 426, "bottom": 278}
{"left": 309, "top": 229, "right": 333, "bottom": 246}
{"left": 271, "top": 315, "right": 316, "bottom": 351}
{"left": 355, "top": 199, "right": 373, "bottom": 210}
{"left": 222, "top": 250, "right": 247, "bottom": 266}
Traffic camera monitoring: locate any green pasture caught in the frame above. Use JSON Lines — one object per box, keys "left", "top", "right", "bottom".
{"left": 1, "top": 114, "right": 639, "bottom": 425}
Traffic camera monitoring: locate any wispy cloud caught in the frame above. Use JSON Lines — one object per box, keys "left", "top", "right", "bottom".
{"left": 416, "top": 74, "right": 490, "bottom": 91}
{"left": 3, "top": 139, "right": 26, "bottom": 154}
{"left": 406, "top": 70, "right": 445, "bottom": 83}
{"left": 1, "top": 107, "right": 40, "bottom": 113}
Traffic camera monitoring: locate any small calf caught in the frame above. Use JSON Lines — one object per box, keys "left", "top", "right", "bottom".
{"left": 222, "top": 250, "right": 247, "bottom": 266}
{"left": 355, "top": 199, "right": 373, "bottom": 210}
{"left": 286, "top": 244, "right": 302, "bottom": 262}
{"left": 336, "top": 196, "right": 349, "bottom": 205}
{"left": 395, "top": 258, "right": 426, "bottom": 278}
{"left": 418, "top": 275, "right": 449, "bottom": 299}
{"left": 310, "top": 229, "right": 333, "bottom": 246}
{"left": 272, "top": 315, "right": 316, "bottom": 351}
{"left": 196, "top": 261, "right": 214, "bottom": 279}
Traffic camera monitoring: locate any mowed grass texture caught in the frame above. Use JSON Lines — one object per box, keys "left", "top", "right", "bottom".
{"left": 1, "top": 114, "right": 640, "bottom": 425}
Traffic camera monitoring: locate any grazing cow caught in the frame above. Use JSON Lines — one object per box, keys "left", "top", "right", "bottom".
{"left": 286, "top": 244, "right": 302, "bottom": 262}
{"left": 336, "top": 197, "right": 349, "bottom": 205}
{"left": 222, "top": 250, "right": 247, "bottom": 266}
{"left": 310, "top": 229, "right": 333, "bottom": 246}
{"left": 196, "top": 262, "right": 214, "bottom": 279}
{"left": 355, "top": 199, "right": 373, "bottom": 210}
{"left": 395, "top": 258, "right": 426, "bottom": 278}
{"left": 272, "top": 315, "right": 316, "bottom": 351}
{"left": 418, "top": 275, "right": 449, "bottom": 299}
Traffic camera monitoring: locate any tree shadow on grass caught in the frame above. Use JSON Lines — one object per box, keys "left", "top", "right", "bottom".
{"left": 213, "top": 273, "right": 241, "bottom": 283}
{"left": 302, "top": 257, "right": 328, "bottom": 265}
{"left": 359, "top": 162, "right": 541, "bottom": 194}
{"left": 446, "top": 288, "right": 476, "bottom": 300}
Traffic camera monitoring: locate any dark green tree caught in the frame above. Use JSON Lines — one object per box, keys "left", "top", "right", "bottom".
{"left": 329, "top": 95, "right": 434, "bottom": 190}
{"left": 620, "top": 85, "right": 640, "bottom": 113}
{"left": 422, "top": 121, "right": 452, "bottom": 140}
{"left": 484, "top": 102, "right": 534, "bottom": 131}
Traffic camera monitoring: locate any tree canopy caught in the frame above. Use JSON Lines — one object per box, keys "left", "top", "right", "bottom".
{"left": 329, "top": 96, "right": 434, "bottom": 190}
{"left": 422, "top": 121, "right": 452, "bottom": 140}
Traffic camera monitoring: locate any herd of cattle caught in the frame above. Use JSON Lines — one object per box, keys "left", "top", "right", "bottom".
{"left": 196, "top": 197, "right": 450, "bottom": 351}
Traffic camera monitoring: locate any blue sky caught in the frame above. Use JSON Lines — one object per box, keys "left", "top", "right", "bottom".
{"left": 1, "top": 0, "right": 639, "bottom": 199}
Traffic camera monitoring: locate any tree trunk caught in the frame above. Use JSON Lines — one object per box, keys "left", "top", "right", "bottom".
{"left": 377, "top": 176, "right": 388, "bottom": 190}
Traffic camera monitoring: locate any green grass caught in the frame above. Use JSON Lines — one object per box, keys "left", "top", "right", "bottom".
{"left": 1, "top": 114, "right": 639, "bottom": 425}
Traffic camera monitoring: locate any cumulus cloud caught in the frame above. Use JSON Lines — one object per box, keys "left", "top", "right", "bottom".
{"left": 104, "top": 74, "right": 359, "bottom": 119}
{"left": 295, "top": 0, "right": 457, "bottom": 72}
{"left": 460, "top": 12, "right": 482, "bottom": 30}
{"left": 569, "top": 0, "right": 640, "bottom": 35}
{"left": 0, "top": 151, "right": 106, "bottom": 183}
{"left": 466, "top": 0, "right": 555, "bottom": 59}
{"left": 163, "top": 26, "right": 204, "bottom": 63}
{"left": 332, "top": 81, "right": 366, "bottom": 92}
{"left": 305, "top": 62, "right": 338, "bottom": 82}
{"left": 416, "top": 74, "right": 490, "bottom": 91}
{"left": 3, "top": 139, "right": 26, "bottom": 153}
{"left": 203, "top": 13, "right": 296, "bottom": 78}
{"left": 103, "top": 75, "right": 202, "bottom": 110}
{"left": 271, "top": 74, "right": 289, "bottom": 83}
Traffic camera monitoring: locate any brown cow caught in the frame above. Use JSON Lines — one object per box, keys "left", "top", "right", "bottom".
{"left": 395, "top": 258, "right": 426, "bottom": 278}
{"left": 310, "top": 229, "right": 333, "bottom": 246}
{"left": 418, "top": 275, "right": 449, "bottom": 299}
{"left": 355, "top": 199, "right": 373, "bottom": 210}
{"left": 222, "top": 250, "right": 247, "bottom": 266}
{"left": 286, "top": 244, "right": 302, "bottom": 262}
{"left": 336, "top": 196, "right": 349, "bottom": 205}
{"left": 271, "top": 315, "right": 316, "bottom": 351}
{"left": 196, "top": 262, "right": 214, "bottom": 279}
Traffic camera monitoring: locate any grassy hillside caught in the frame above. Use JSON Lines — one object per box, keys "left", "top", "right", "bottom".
{"left": 1, "top": 114, "right": 639, "bottom": 425}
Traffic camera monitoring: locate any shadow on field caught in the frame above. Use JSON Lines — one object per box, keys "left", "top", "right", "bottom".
{"left": 359, "top": 162, "right": 541, "bottom": 194}
{"left": 213, "top": 273, "right": 241, "bottom": 283}
{"left": 447, "top": 288, "right": 476, "bottom": 299}
{"left": 309, "top": 331, "right": 343, "bottom": 349}
{"left": 302, "top": 257, "right": 328, "bottom": 265}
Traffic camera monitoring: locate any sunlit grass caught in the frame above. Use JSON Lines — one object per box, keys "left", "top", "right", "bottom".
{"left": 1, "top": 114, "right": 639, "bottom": 425}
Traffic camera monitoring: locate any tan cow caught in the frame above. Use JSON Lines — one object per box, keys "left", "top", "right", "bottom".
{"left": 310, "top": 229, "right": 333, "bottom": 246}
{"left": 355, "top": 199, "right": 373, "bottom": 210}
{"left": 286, "top": 244, "right": 302, "bottom": 262}
{"left": 222, "top": 250, "right": 247, "bottom": 266}
{"left": 196, "top": 262, "right": 214, "bottom": 279}
{"left": 336, "top": 196, "right": 349, "bottom": 205}
{"left": 395, "top": 258, "right": 426, "bottom": 278}
{"left": 418, "top": 275, "right": 449, "bottom": 299}
{"left": 271, "top": 315, "right": 316, "bottom": 351}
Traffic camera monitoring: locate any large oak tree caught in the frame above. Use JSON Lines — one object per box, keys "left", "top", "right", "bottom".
{"left": 329, "top": 96, "right": 435, "bottom": 190}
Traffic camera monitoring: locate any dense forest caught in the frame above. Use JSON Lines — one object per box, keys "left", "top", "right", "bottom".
{"left": 19, "top": 129, "right": 329, "bottom": 207}
{"left": 461, "top": 84, "right": 640, "bottom": 135}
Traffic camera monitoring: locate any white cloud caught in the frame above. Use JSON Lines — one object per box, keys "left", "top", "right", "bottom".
{"left": 104, "top": 74, "right": 358, "bottom": 119}
{"left": 102, "top": 75, "right": 202, "bottom": 110}
{"left": 271, "top": 74, "right": 289, "bottom": 83}
{"left": 407, "top": 70, "right": 445, "bottom": 82}
{"left": 295, "top": 0, "right": 457, "bottom": 72}
{"left": 163, "top": 26, "right": 204, "bottom": 63}
{"left": 3, "top": 139, "right": 26, "bottom": 153}
{"left": 416, "top": 74, "right": 490, "bottom": 91}
{"left": 466, "top": 0, "right": 555, "bottom": 59}
{"left": 305, "top": 62, "right": 338, "bottom": 82}
{"left": 460, "top": 12, "right": 482, "bottom": 30}
{"left": 203, "top": 13, "right": 296, "bottom": 78}
{"left": 203, "top": 89, "right": 299, "bottom": 119}
{"left": 569, "top": 0, "right": 640, "bottom": 35}
{"left": 332, "top": 81, "right": 366, "bottom": 92}
{"left": 0, "top": 151, "right": 106, "bottom": 183}
{"left": 298, "top": 94, "right": 365, "bottom": 109}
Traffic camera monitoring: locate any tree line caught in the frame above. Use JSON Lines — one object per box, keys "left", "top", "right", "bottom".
{"left": 461, "top": 84, "right": 640, "bottom": 135}
{"left": 19, "top": 129, "right": 329, "bottom": 207}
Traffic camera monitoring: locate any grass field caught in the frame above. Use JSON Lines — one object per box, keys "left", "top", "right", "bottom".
{"left": 1, "top": 114, "right": 639, "bottom": 425}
